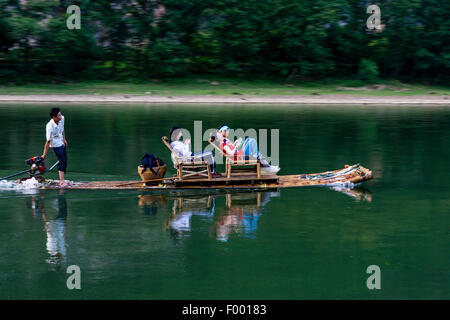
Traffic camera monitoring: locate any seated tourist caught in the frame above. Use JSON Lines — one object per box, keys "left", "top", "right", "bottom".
{"left": 169, "top": 126, "right": 220, "bottom": 177}
{"left": 216, "top": 125, "right": 244, "bottom": 161}
{"left": 216, "top": 124, "right": 280, "bottom": 174}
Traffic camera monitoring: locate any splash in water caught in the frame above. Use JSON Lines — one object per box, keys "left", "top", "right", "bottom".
{"left": 0, "top": 177, "right": 44, "bottom": 194}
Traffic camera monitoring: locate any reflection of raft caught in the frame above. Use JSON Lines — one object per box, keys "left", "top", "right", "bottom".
{"left": 42, "top": 164, "right": 373, "bottom": 190}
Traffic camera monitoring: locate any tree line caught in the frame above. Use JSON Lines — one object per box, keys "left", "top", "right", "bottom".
{"left": 0, "top": 0, "right": 448, "bottom": 83}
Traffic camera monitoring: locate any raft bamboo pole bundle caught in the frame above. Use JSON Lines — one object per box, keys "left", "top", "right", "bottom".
{"left": 39, "top": 164, "right": 373, "bottom": 190}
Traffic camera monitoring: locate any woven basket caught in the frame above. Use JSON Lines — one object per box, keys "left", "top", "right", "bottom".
{"left": 138, "top": 165, "right": 167, "bottom": 181}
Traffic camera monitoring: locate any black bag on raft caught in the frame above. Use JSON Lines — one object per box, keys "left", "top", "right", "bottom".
{"left": 140, "top": 153, "right": 165, "bottom": 175}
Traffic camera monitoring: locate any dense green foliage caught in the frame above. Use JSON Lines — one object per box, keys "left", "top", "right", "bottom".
{"left": 0, "top": 0, "right": 448, "bottom": 83}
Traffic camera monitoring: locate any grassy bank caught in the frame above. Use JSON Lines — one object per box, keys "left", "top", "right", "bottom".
{"left": 0, "top": 79, "right": 449, "bottom": 96}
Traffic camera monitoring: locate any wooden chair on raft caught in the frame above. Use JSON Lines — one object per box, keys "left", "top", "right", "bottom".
{"left": 161, "top": 136, "right": 211, "bottom": 180}
{"left": 208, "top": 136, "right": 261, "bottom": 179}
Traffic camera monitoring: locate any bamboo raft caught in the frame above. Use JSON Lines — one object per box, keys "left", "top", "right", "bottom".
{"left": 41, "top": 163, "right": 373, "bottom": 190}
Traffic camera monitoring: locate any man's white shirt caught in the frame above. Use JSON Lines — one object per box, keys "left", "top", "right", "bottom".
{"left": 46, "top": 115, "right": 65, "bottom": 148}
{"left": 170, "top": 140, "right": 191, "bottom": 158}
{"left": 169, "top": 140, "right": 192, "bottom": 168}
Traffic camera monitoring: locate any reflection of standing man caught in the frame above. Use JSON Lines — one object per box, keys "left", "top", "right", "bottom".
{"left": 30, "top": 191, "right": 68, "bottom": 266}
{"left": 46, "top": 192, "right": 68, "bottom": 255}
{"left": 42, "top": 107, "right": 68, "bottom": 187}
{"left": 44, "top": 191, "right": 68, "bottom": 265}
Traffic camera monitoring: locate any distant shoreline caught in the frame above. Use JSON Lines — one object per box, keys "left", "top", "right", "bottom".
{"left": 0, "top": 94, "right": 449, "bottom": 105}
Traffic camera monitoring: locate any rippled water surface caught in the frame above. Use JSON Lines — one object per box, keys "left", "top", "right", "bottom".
{"left": 0, "top": 103, "right": 448, "bottom": 299}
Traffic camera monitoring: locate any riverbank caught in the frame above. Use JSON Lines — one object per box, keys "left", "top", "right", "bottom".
{"left": 1, "top": 79, "right": 449, "bottom": 95}
{"left": 1, "top": 79, "right": 448, "bottom": 104}
{"left": 0, "top": 94, "right": 449, "bottom": 104}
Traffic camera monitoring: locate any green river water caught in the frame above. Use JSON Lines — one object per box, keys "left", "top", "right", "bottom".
{"left": 0, "top": 103, "right": 448, "bottom": 299}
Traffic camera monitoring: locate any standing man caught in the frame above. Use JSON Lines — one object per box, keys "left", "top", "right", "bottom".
{"left": 42, "top": 107, "right": 68, "bottom": 187}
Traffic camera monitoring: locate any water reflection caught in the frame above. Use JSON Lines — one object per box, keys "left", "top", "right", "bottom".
{"left": 329, "top": 186, "right": 373, "bottom": 202}
{"left": 138, "top": 194, "right": 168, "bottom": 216}
{"left": 30, "top": 191, "right": 68, "bottom": 267}
{"left": 138, "top": 191, "right": 280, "bottom": 242}
{"left": 166, "top": 195, "right": 216, "bottom": 240}
{"left": 215, "top": 191, "right": 280, "bottom": 242}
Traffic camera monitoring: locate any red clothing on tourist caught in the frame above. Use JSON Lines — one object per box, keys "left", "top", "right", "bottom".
{"left": 221, "top": 139, "right": 244, "bottom": 161}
